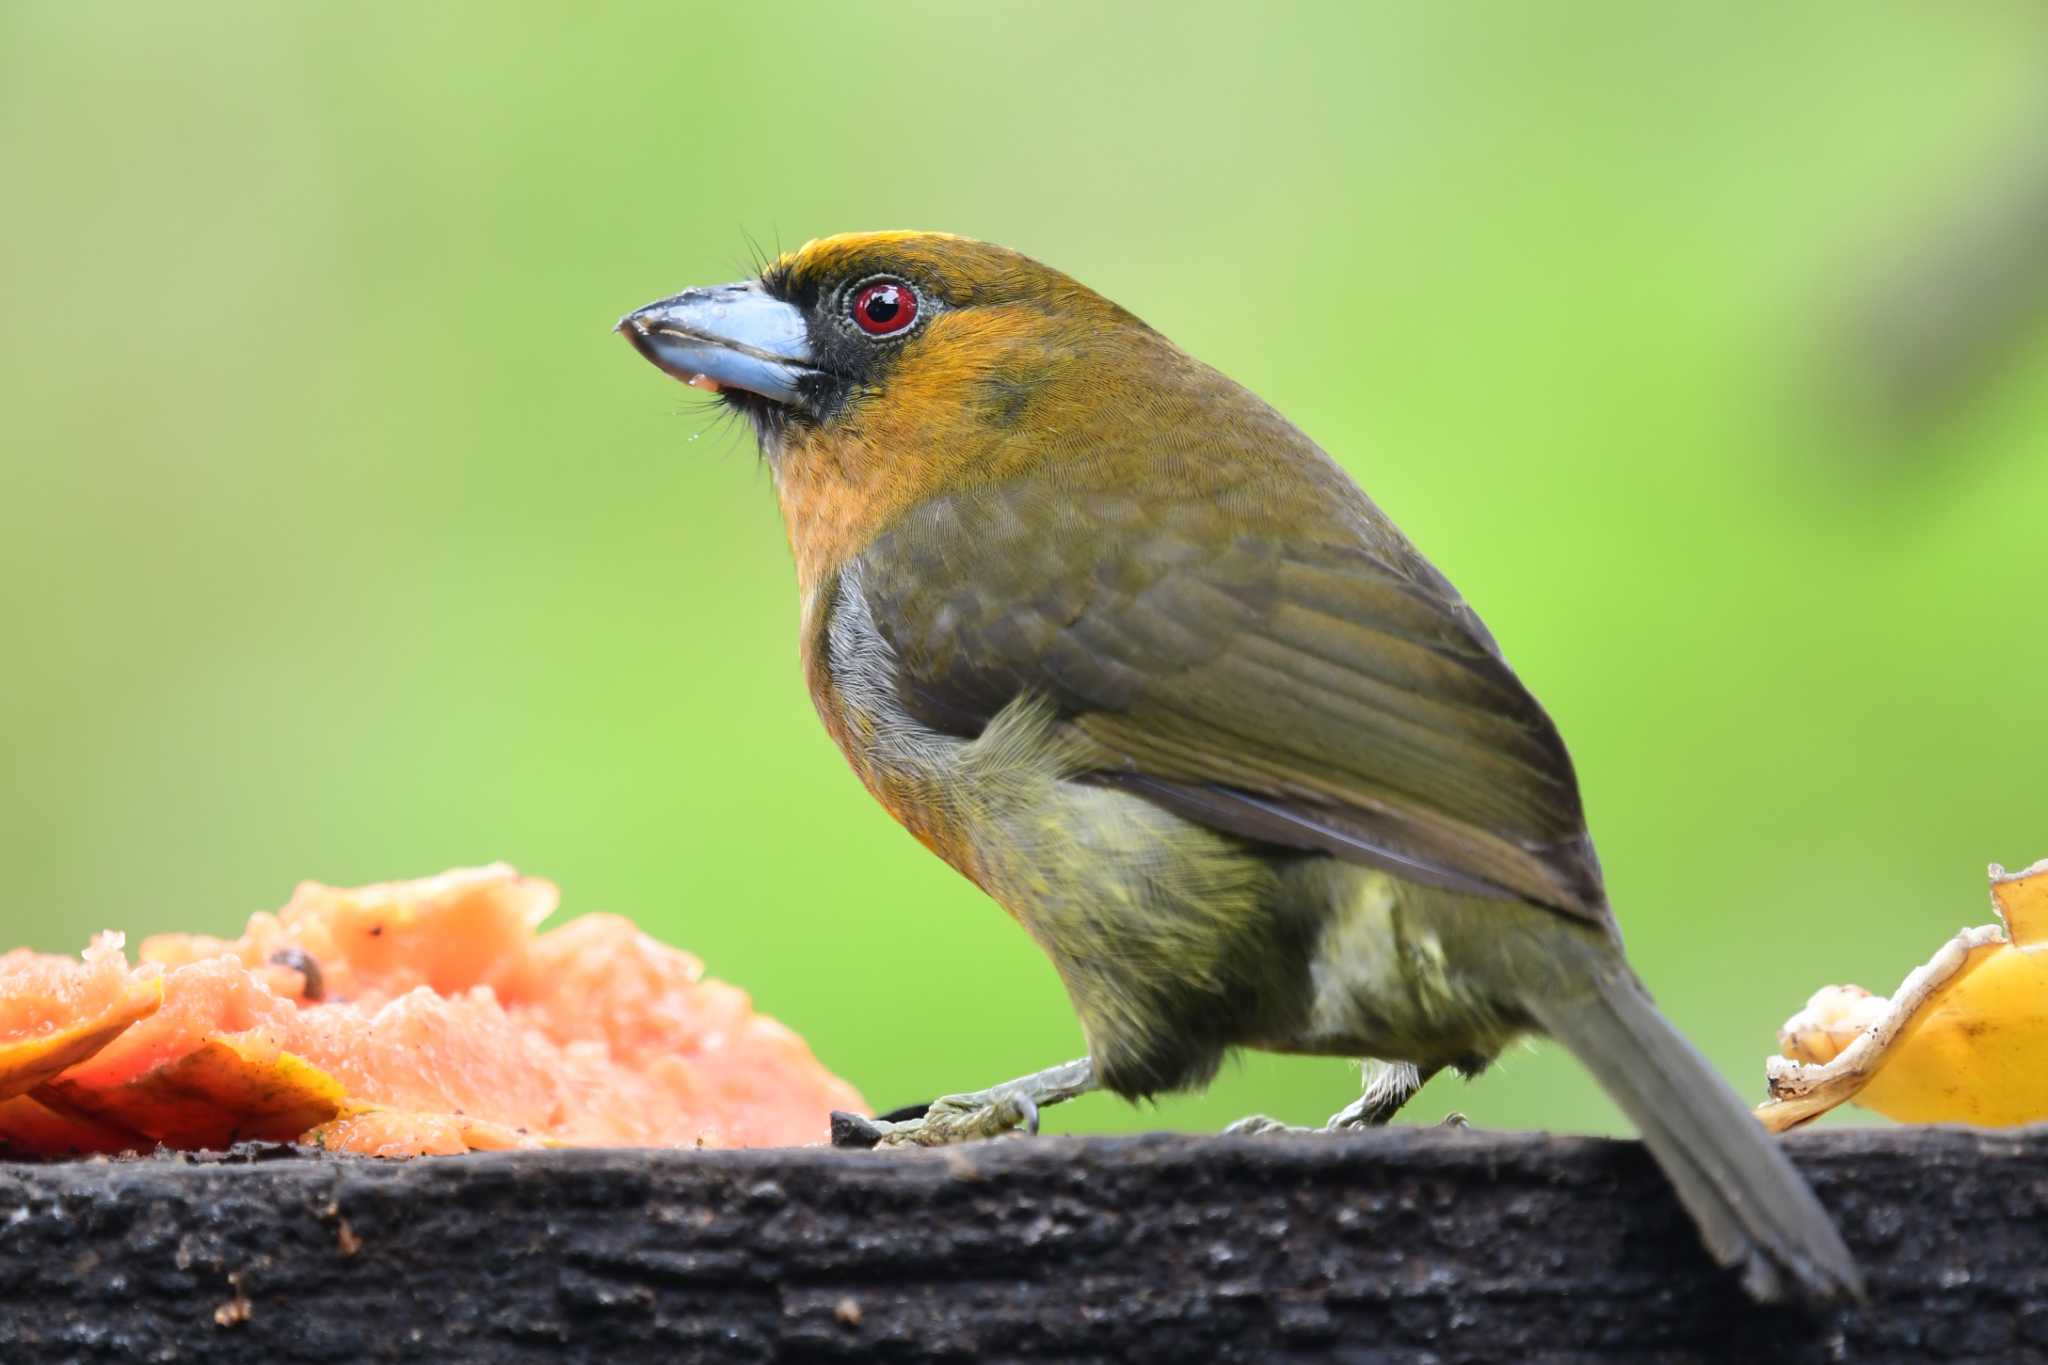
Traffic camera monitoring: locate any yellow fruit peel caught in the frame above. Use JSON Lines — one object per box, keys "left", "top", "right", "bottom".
{"left": 1757, "top": 857, "right": 2048, "bottom": 1131}
{"left": 41, "top": 1031, "right": 350, "bottom": 1148}
{"left": 0, "top": 975, "right": 163, "bottom": 1104}
{"left": 1991, "top": 856, "right": 2048, "bottom": 947}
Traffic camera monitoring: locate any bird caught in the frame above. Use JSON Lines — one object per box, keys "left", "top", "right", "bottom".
{"left": 617, "top": 231, "right": 1861, "bottom": 1303}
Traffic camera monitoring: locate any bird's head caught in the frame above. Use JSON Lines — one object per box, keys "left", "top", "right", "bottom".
{"left": 620, "top": 231, "right": 1140, "bottom": 450}
{"left": 618, "top": 231, "right": 1269, "bottom": 582}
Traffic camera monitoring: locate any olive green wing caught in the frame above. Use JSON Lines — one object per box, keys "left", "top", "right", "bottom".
{"left": 855, "top": 477, "right": 1607, "bottom": 920}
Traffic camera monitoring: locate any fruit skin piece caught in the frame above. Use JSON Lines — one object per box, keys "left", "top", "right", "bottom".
{"left": 1760, "top": 857, "right": 2048, "bottom": 1130}
{"left": 0, "top": 976, "right": 161, "bottom": 1103}
{"left": 0, "top": 933, "right": 163, "bottom": 1104}
{"left": 1992, "top": 857, "right": 2048, "bottom": 946}
{"left": 42, "top": 1032, "right": 349, "bottom": 1149}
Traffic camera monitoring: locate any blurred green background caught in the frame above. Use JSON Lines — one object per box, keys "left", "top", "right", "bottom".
{"left": 4, "top": 4, "right": 2045, "bottom": 1140}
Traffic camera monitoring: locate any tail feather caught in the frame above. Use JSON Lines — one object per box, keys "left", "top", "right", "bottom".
{"left": 1526, "top": 966, "right": 1864, "bottom": 1303}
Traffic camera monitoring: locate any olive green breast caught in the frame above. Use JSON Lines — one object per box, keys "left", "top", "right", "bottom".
{"left": 811, "top": 559, "right": 1327, "bottom": 1095}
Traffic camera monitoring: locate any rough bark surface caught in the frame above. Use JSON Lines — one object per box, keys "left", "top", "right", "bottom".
{"left": 0, "top": 1127, "right": 2041, "bottom": 1363}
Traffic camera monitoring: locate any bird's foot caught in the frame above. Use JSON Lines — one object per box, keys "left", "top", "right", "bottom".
{"left": 1222, "top": 1113, "right": 1312, "bottom": 1136}
{"left": 1225, "top": 1061, "right": 1455, "bottom": 1136}
{"left": 1224, "top": 1111, "right": 1467, "bottom": 1135}
{"left": 831, "top": 1057, "right": 1096, "bottom": 1150}
{"left": 1325, "top": 1061, "right": 1440, "bottom": 1130}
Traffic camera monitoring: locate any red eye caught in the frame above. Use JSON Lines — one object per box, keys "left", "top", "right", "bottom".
{"left": 851, "top": 280, "right": 918, "bottom": 336}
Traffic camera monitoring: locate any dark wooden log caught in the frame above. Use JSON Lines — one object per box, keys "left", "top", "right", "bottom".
{"left": 1, "top": 1127, "right": 2042, "bottom": 1363}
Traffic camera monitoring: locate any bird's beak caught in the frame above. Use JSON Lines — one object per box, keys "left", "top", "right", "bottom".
{"left": 615, "top": 281, "right": 815, "bottom": 405}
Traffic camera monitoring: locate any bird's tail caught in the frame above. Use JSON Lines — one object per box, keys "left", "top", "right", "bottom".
{"left": 1524, "top": 963, "right": 1864, "bottom": 1303}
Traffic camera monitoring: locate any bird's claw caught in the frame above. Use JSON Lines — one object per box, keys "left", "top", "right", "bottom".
{"left": 829, "top": 1111, "right": 888, "bottom": 1149}
{"left": 1223, "top": 1114, "right": 1313, "bottom": 1136}
{"left": 860, "top": 1092, "right": 1037, "bottom": 1148}
{"left": 832, "top": 1058, "right": 1091, "bottom": 1150}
